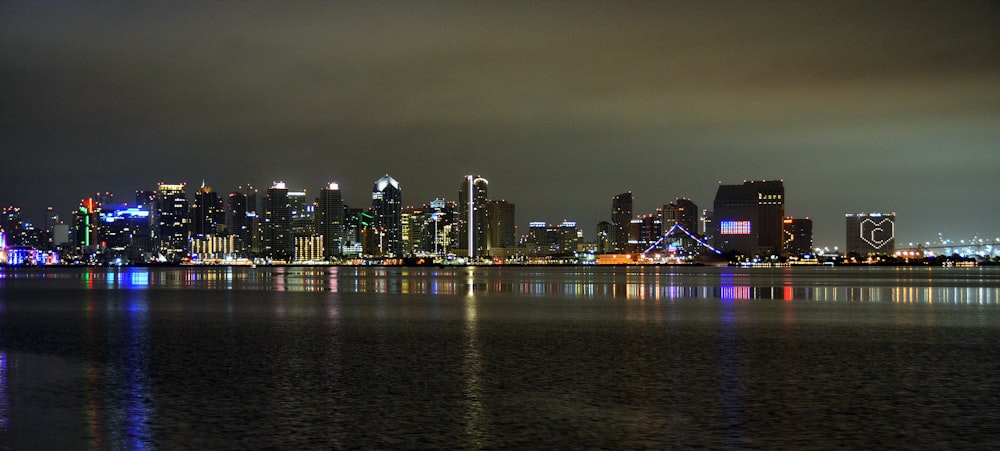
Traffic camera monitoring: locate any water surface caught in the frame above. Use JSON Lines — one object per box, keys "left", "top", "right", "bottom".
{"left": 1, "top": 266, "right": 998, "bottom": 448}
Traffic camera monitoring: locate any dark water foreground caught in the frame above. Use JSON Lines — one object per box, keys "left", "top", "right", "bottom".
{"left": 1, "top": 266, "right": 998, "bottom": 449}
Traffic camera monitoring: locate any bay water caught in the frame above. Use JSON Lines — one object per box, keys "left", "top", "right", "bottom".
{"left": 1, "top": 265, "right": 998, "bottom": 448}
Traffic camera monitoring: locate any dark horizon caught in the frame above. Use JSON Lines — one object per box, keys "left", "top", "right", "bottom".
{"left": 2, "top": 1, "right": 998, "bottom": 246}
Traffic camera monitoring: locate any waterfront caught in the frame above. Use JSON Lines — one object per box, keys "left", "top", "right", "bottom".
{"left": 1, "top": 266, "right": 999, "bottom": 448}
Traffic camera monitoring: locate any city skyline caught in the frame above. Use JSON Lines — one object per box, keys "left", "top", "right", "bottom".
{"left": 2, "top": 2, "right": 998, "bottom": 246}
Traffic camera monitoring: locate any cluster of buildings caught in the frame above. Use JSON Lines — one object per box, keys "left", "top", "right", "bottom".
{"left": 0, "top": 177, "right": 897, "bottom": 266}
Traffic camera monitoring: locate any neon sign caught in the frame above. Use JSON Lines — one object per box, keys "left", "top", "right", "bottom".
{"left": 719, "top": 220, "right": 751, "bottom": 235}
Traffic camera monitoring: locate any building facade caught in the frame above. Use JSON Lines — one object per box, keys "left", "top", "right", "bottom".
{"left": 611, "top": 192, "right": 633, "bottom": 253}
{"left": 371, "top": 175, "right": 402, "bottom": 257}
{"left": 845, "top": 212, "right": 895, "bottom": 256}
{"left": 712, "top": 180, "right": 784, "bottom": 257}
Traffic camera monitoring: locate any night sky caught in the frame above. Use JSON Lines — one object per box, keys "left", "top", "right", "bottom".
{"left": 2, "top": 2, "right": 998, "bottom": 246}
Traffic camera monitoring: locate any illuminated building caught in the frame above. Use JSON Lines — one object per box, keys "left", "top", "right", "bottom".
{"left": 342, "top": 207, "right": 366, "bottom": 256}
{"left": 611, "top": 192, "right": 632, "bottom": 253}
{"left": 426, "top": 198, "right": 453, "bottom": 255}
{"left": 631, "top": 214, "right": 662, "bottom": 251}
{"left": 227, "top": 191, "right": 249, "bottom": 251}
{"left": 485, "top": 199, "right": 516, "bottom": 256}
{"left": 596, "top": 221, "right": 611, "bottom": 253}
{"left": 156, "top": 183, "right": 189, "bottom": 260}
{"left": 525, "top": 221, "right": 577, "bottom": 256}
{"left": 191, "top": 182, "right": 224, "bottom": 238}
{"left": 783, "top": 217, "right": 813, "bottom": 257}
{"left": 1, "top": 206, "right": 24, "bottom": 247}
{"left": 458, "top": 175, "right": 488, "bottom": 258}
{"left": 371, "top": 175, "right": 402, "bottom": 257}
{"left": 189, "top": 235, "right": 236, "bottom": 260}
{"left": 712, "top": 180, "right": 785, "bottom": 257}
{"left": 100, "top": 207, "right": 154, "bottom": 262}
{"left": 317, "top": 182, "right": 344, "bottom": 259}
{"left": 846, "top": 212, "right": 895, "bottom": 256}
{"left": 263, "top": 182, "right": 292, "bottom": 261}
{"left": 294, "top": 235, "right": 324, "bottom": 262}
{"left": 662, "top": 198, "right": 698, "bottom": 233}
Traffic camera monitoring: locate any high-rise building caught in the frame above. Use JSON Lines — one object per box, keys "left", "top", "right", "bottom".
{"left": 426, "top": 198, "right": 453, "bottom": 255}
{"left": 485, "top": 199, "right": 516, "bottom": 255}
{"left": 263, "top": 182, "right": 292, "bottom": 261}
{"left": 287, "top": 189, "right": 315, "bottom": 237}
{"left": 227, "top": 191, "right": 249, "bottom": 250}
{"left": 317, "top": 182, "right": 344, "bottom": 259}
{"left": 596, "top": 221, "right": 611, "bottom": 253}
{"left": 611, "top": 192, "right": 632, "bottom": 252}
{"left": 371, "top": 175, "right": 402, "bottom": 257}
{"left": 783, "top": 217, "right": 814, "bottom": 257}
{"left": 712, "top": 180, "right": 784, "bottom": 257}
{"left": 1, "top": 206, "right": 24, "bottom": 247}
{"left": 73, "top": 199, "right": 100, "bottom": 255}
{"left": 156, "top": 183, "right": 189, "bottom": 260}
{"left": 631, "top": 214, "right": 662, "bottom": 252}
{"left": 458, "top": 175, "right": 489, "bottom": 258}
{"left": 663, "top": 198, "right": 699, "bottom": 233}
{"left": 191, "top": 182, "right": 224, "bottom": 238}
{"left": 845, "top": 212, "right": 895, "bottom": 256}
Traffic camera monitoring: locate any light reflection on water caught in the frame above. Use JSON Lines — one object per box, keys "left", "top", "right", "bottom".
{"left": 1, "top": 265, "right": 999, "bottom": 448}
{"left": 2, "top": 266, "right": 999, "bottom": 304}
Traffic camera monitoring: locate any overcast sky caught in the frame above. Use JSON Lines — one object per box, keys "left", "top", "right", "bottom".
{"left": 2, "top": 1, "right": 998, "bottom": 246}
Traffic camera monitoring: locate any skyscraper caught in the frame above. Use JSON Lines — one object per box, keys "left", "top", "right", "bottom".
{"left": 227, "top": 191, "right": 248, "bottom": 250}
{"left": 191, "top": 182, "right": 224, "bottom": 238}
{"left": 611, "top": 192, "right": 632, "bottom": 253}
{"left": 458, "top": 175, "right": 488, "bottom": 258}
{"left": 263, "top": 182, "right": 292, "bottom": 261}
{"left": 371, "top": 175, "right": 402, "bottom": 257}
{"left": 712, "top": 180, "right": 784, "bottom": 257}
{"left": 783, "top": 217, "right": 814, "bottom": 257}
{"left": 485, "top": 199, "right": 516, "bottom": 254}
{"left": 596, "top": 221, "right": 611, "bottom": 254}
{"left": 663, "top": 198, "right": 699, "bottom": 233}
{"left": 845, "top": 212, "right": 895, "bottom": 256}
{"left": 317, "top": 182, "right": 344, "bottom": 259}
{"left": 156, "top": 183, "right": 189, "bottom": 260}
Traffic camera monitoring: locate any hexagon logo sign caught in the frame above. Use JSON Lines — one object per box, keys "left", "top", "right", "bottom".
{"left": 859, "top": 218, "right": 894, "bottom": 249}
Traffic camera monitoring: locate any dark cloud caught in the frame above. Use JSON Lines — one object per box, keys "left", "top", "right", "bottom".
{"left": 2, "top": 1, "right": 998, "bottom": 245}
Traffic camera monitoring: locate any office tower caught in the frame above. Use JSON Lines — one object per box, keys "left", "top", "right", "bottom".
{"left": 663, "top": 198, "right": 699, "bottom": 233}
{"left": 632, "top": 214, "right": 662, "bottom": 252}
{"left": 426, "top": 198, "right": 452, "bottom": 255}
{"left": 371, "top": 175, "right": 402, "bottom": 257}
{"left": 192, "top": 182, "right": 224, "bottom": 238}
{"left": 263, "top": 182, "right": 292, "bottom": 261}
{"left": 287, "top": 189, "right": 315, "bottom": 237}
{"left": 486, "top": 199, "right": 516, "bottom": 255}
{"left": 227, "top": 191, "right": 249, "bottom": 250}
{"left": 156, "top": 183, "right": 189, "bottom": 260}
{"left": 1, "top": 206, "right": 24, "bottom": 247}
{"left": 845, "top": 212, "right": 895, "bottom": 256}
{"left": 782, "top": 217, "right": 814, "bottom": 257}
{"left": 342, "top": 206, "right": 366, "bottom": 256}
{"left": 317, "top": 182, "right": 344, "bottom": 259}
{"left": 458, "top": 175, "right": 488, "bottom": 258}
{"left": 596, "top": 221, "right": 611, "bottom": 253}
{"left": 557, "top": 221, "right": 580, "bottom": 254}
{"left": 712, "top": 180, "right": 785, "bottom": 257}
{"left": 611, "top": 192, "right": 632, "bottom": 253}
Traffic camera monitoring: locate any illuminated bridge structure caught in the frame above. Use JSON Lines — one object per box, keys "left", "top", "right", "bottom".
{"left": 642, "top": 224, "right": 722, "bottom": 257}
